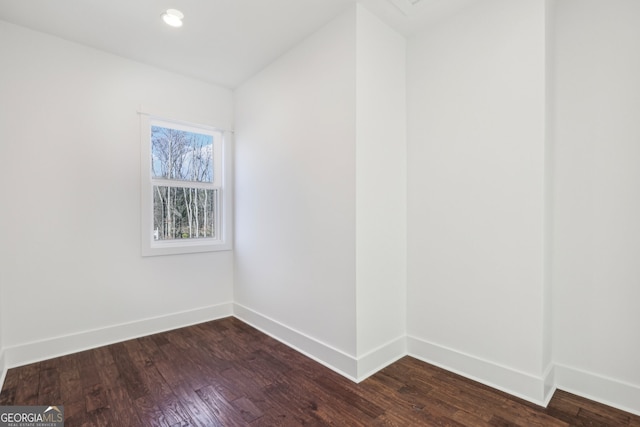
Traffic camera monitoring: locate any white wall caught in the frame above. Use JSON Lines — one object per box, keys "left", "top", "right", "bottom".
{"left": 234, "top": 8, "right": 358, "bottom": 375}
{"left": 406, "top": 0, "right": 549, "bottom": 403}
{"left": 552, "top": 0, "right": 640, "bottom": 414}
{"left": 0, "top": 20, "right": 234, "bottom": 367}
{"left": 355, "top": 5, "right": 407, "bottom": 377}
{"left": 234, "top": 5, "right": 407, "bottom": 380}
{"left": 3, "top": 1, "right": 640, "bottom": 417}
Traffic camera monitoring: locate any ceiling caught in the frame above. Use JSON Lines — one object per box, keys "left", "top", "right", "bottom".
{"left": 0, "top": 0, "right": 477, "bottom": 88}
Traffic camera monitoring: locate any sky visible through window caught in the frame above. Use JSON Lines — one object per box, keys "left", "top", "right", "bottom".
{"left": 151, "top": 126, "right": 213, "bottom": 183}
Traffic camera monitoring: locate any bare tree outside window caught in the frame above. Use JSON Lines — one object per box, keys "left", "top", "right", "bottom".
{"left": 151, "top": 126, "right": 217, "bottom": 240}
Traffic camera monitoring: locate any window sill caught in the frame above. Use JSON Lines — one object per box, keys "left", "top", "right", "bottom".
{"left": 141, "top": 239, "right": 232, "bottom": 257}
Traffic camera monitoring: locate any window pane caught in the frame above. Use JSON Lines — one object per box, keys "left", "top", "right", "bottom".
{"left": 153, "top": 186, "right": 217, "bottom": 240}
{"left": 151, "top": 126, "right": 214, "bottom": 182}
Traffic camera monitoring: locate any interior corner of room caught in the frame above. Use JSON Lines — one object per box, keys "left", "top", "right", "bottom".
{"left": 0, "top": 0, "right": 639, "bottom": 418}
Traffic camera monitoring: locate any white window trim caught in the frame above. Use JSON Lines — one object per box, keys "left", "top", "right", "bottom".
{"left": 140, "top": 113, "right": 233, "bottom": 256}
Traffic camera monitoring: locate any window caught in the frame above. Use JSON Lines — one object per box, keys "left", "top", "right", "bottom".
{"left": 141, "top": 115, "right": 232, "bottom": 255}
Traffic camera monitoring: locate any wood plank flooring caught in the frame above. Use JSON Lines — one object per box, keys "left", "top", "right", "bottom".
{"left": 1, "top": 317, "right": 638, "bottom": 426}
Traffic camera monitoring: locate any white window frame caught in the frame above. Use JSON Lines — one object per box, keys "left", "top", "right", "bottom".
{"left": 140, "top": 114, "right": 232, "bottom": 256}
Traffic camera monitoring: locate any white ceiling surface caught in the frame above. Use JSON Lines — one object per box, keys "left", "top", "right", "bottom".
{"left": 0, "top": 0, "right": 476, "bottom": 88}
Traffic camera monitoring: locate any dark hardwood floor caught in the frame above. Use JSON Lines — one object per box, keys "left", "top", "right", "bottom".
{"left": 1, "top": 317, "right": 638, "bottom": 426}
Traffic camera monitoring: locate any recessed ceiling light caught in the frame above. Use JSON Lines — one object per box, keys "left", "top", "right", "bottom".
{"left": 162, "top": 9, "right": 184, "bottom": 27}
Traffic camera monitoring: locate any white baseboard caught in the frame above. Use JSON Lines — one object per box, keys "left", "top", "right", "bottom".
{"left": 356, "top": 336, "right": 406, "bottom": 381}
{"left": 2, "top": 305, "right": 638, "bottom": 419}
{"left": 543, "top": 363, "right": 557, "bottom": 406}
{"left": 407, "top": 335, "right": 552, "bottom": 406}
{"left": 233, "top": 303, "right": 359, "bottom": 380}
{"left": 555, "top": 363, "right": 640, "bottom": 417}
{"left": 3, "top": 303, "right": 233, "bottom": 369}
